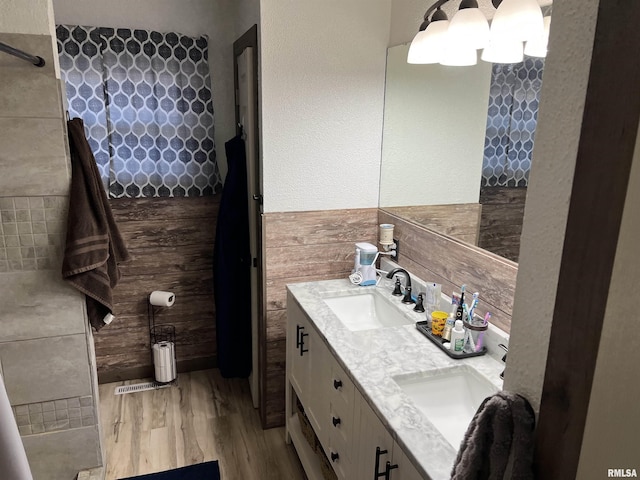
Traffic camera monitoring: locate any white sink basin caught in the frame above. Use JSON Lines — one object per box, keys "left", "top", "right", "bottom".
{"left": 323, "top": 292, "right": 412, "bottom": 331}
{"left": 393, "top": 368, "right": 499, "bottom": 449}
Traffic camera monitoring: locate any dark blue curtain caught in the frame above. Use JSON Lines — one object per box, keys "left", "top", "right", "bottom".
{"left": 482, "top": 58, "right": 545, "bottom": 187}
{"left": 56, "top": 25, "right": 222, "bottom": 198}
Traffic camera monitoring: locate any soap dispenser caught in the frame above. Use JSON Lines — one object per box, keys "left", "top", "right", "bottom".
{"left": 450, "top": 320, "right": 465, "bottom": 354}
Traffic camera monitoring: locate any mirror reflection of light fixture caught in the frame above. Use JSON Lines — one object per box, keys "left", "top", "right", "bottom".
{"left": 490, "top": 0, "right": 544, "bottom": 43}
{"left": 407, "top": 8, "right": 450, "bottom": 64}
{"left": 407, "top": 0, "right": 551, "bottom": 66}
{"left": 524, "top": 15, "right": 552, "bottom": 58}
{"left": 481, "top": 38, "right": 524, "bottom": 63}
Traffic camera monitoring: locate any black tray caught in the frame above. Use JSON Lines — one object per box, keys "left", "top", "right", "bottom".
{"left": 416, "top": 321, "right": 487, "bottom": 359}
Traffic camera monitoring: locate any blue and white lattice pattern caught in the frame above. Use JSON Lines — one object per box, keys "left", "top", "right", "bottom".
{"left": 482, "top": 58, "right": 545, "bottom": 187}
{"left": 56, "top": 25, "right": 222, "bottom": 198}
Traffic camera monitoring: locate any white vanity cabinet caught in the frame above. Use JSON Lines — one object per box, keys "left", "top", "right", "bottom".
{"left": 286, "top": 294, "right": 426, "bottom": 480}
{"left": 287, "top": 298, "right": 331, "bottom": 448}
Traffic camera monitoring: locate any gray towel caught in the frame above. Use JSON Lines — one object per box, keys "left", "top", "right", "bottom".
{"left": 62, "top": 118, "right": 130, "bottom": 331}
{"left": 451, "top": 391, "right": 535, "bottom": 480}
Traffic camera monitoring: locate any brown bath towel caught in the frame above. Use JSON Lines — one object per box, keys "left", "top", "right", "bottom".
{"left": 62, "top": 118, "right": 130, "bottom": 331}
{"left": 451, "top": 391, "right": 535, "bottom": 480}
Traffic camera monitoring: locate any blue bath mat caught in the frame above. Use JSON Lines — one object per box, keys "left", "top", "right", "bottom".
{"left": 119, "top": 461, "right": 220, "bottom": 479}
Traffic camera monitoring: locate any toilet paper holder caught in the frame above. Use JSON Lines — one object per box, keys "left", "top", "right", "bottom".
{"left": 148, "top": 294, "right": 178, "bottom": 385}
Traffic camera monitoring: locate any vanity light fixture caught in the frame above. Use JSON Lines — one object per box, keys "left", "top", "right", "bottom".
{"left": 407, "top": 8, "right": 450, "bottom": 64}
{"left": 407, "top": 0, "right": 550, "bottom": 66}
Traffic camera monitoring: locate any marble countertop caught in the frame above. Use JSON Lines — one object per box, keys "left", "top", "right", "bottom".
{"left": 287, "top": 277, "right": 505, "bottom": 480}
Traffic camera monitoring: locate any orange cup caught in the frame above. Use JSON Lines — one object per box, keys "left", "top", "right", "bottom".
{"left": 430, "top": 311, "right": 448, "bottom": 337}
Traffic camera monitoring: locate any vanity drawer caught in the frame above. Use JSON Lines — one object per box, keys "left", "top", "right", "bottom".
{"left": 328, "top": 360, "right": 354, "bottom": 409}
{"left": 329, "top": 399, "right": 354, "bottom": 451}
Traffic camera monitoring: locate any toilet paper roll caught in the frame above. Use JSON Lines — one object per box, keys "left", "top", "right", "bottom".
{"left": 153, "top": 342, "right": 176, "bottom": 383}
{"left": 149, "top": 291, "right": 175, "bottom": 307}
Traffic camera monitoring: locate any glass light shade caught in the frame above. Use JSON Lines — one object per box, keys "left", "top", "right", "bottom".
{"left": 440, "top": 44, "right": 477, "bottom": 66}
{"left": 481, "top": 38, "right": 524, "bottom": 64}
{"left": 524, "top": 16, "right": 551, "bottom": 58}
{"left": 490, "top": 0, "right": 544, "bottom": 43}
{"left": 407, "top": 20, "right": 450, "bottom": 64}
{"left": 448, "top": 8, "right": 490, "bottom": 49}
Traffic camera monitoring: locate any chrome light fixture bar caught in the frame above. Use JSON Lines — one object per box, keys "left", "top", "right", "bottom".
{"left": 408, "top": 0, "right": 550, "bottom": 66}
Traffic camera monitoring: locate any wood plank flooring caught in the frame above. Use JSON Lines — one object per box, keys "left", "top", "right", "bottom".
{"left": 99, "top": 369, "right": 305, "bottom": 480}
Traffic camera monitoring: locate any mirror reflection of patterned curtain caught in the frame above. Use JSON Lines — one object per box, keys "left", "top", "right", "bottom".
{"left": 56, "top": 25, "right": 222, "bottom": 198}
{"left": 482, "top": 58, "right": 545, "bottom": 188}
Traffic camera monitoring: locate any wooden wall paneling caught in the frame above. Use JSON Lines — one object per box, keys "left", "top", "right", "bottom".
{"left": 96, "top": 196, "right": 220, "bottom": 383}
{"left": 261, "top": 208, "right": 378, "bottom": 428}
{"left": 379, "top": 211, "right": 517, "bottom": 333}
{"left": 381, "top": 203, "right": 482, "bottom": 245}
{"left": 478, "top": 187, "right": 527, "bottom": 262}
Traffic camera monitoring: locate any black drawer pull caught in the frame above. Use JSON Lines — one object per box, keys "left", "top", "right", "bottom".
{"left": 295, "top": 325, "right": 304, "bottom": 347}
{"left": 332, "top": 416, "right": 341, "bottom": 427}
{"left": 384, "top": 461, "right": 399, "bottom": 479}
{"left": 331, "top": 452, "right": 339, "bottom": 462}
{"left": 333, "top": 379, "right": 343, "bottom": 390}
{"left": 299, "top": 332, "right": 309, "bottom": 356}
{"left": 375, "top": 447, "right": 388, "bottom": 478}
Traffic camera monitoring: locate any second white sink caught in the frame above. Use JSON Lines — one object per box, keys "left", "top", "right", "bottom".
{"left": 393, "top": 368, "right": 499, "bottom": 449}
{"left": 323, "top": 291, "right": 412, "bottom": 331}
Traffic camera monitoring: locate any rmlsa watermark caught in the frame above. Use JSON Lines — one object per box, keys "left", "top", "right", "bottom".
{"left": 608, "top": 469, "right": 638, "bottom": 478}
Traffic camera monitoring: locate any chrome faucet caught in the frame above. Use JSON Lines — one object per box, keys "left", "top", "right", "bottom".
{"left": 385, "top": 268, "right": 415, "bottom": 304}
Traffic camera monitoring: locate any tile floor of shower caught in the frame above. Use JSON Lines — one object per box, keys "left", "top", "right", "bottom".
{"left": 98, "top": 369, "right": 305, "bottom": 480}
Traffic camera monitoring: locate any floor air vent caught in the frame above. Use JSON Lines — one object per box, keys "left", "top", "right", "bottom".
{"left": 115, "top": 381, "right": 172, "bottom": 395}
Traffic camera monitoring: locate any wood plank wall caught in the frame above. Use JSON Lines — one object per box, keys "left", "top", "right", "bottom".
{"left": 95, "top": 196, "right": 220, "bottom": 383}
{"left": 379, "top": 210, "right": 517, "bottom": 333}
{"left": 381, "top": 204, "right": 482, "bottom": 245}
{"left": 262, "top": 208, "right": 378, "bottom": 428}
{"left": 478, "top": 187, "right": 527, "bottom": 262}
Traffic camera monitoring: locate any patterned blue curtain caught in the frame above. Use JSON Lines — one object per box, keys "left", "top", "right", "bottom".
{"left": 482, "top": 58, "right": 545, "bottom": 187}
{"left": 56, "top": 25, "right": 222, "bottom": 198}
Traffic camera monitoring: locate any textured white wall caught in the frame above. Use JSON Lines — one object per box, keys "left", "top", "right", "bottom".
{"left": 0, "top": 0, "right": 60, "bottom": 76}
{"left": 260, "top": 0, "right": 391, "bottom": 213}
{"left": 504, "top": 0, "right": 600, "bottom": 411}
{"left": 379, "top": 44, "right": 491, "bottom": 207}
{"left": 51, "top": 0, "right": 237, "bottom": 180}
{"left": 0, "top": 0, "right": 53, "bottom": 34}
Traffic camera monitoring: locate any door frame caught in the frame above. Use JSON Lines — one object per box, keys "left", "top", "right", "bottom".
{"left": 233, "top": 25, "right": 266, "bottom": 421}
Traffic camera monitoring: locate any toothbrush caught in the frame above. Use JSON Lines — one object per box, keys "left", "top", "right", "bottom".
{"left": 468, "top": 293, "right": 479, "bottom": 322}
{"left": 475, "top": 312, "right": 492, "bottom": 352}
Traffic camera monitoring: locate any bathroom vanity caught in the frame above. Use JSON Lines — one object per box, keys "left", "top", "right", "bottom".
{"left": 285, "top": 276, "right": 505, "bottom": 480}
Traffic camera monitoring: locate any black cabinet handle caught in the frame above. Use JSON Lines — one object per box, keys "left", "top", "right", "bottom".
{"left": 332, "top": 416, "right": 341, "bottom": 427}
{"left": 333, "top": 379, "right": 343, "bottom": 390}
{"left": 384, "top": 461, "right": 398, "bottom": 479}
{"left": 299, "top": 332, "right": 308, "bottom": 356}
{"left": 374, "top": 446, "right": 388, "bottom": 478}
{"left": 331, "top": 451, "right": 339, "bottom": 462}
{"left": 295, "top": 325, "right": 304, "bottom": 347}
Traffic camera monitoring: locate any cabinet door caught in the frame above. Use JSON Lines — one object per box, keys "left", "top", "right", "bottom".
{"left": 287, "top": 300, "right": 311, "bottom": 406}
{"left": 391, "top": 443, "right": 426, "bottom": 480}
{"left": 355, "top": 392, "right": 395, "bottom": 480}
{"left": 306, "top": 329, "right": 330, "bottom": 448}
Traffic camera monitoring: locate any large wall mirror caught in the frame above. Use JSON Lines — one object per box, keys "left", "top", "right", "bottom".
{"left": 379, "top": 43, "right": 545, "bottom": 263}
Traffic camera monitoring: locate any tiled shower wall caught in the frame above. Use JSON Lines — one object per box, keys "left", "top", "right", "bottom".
{"left": 0, "top": 32, "right": 103, "bottom": 479}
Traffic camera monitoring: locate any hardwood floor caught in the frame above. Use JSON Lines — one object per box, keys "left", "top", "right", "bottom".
{"left": 99, "top": 369, "right": 305, "bottom": 480}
